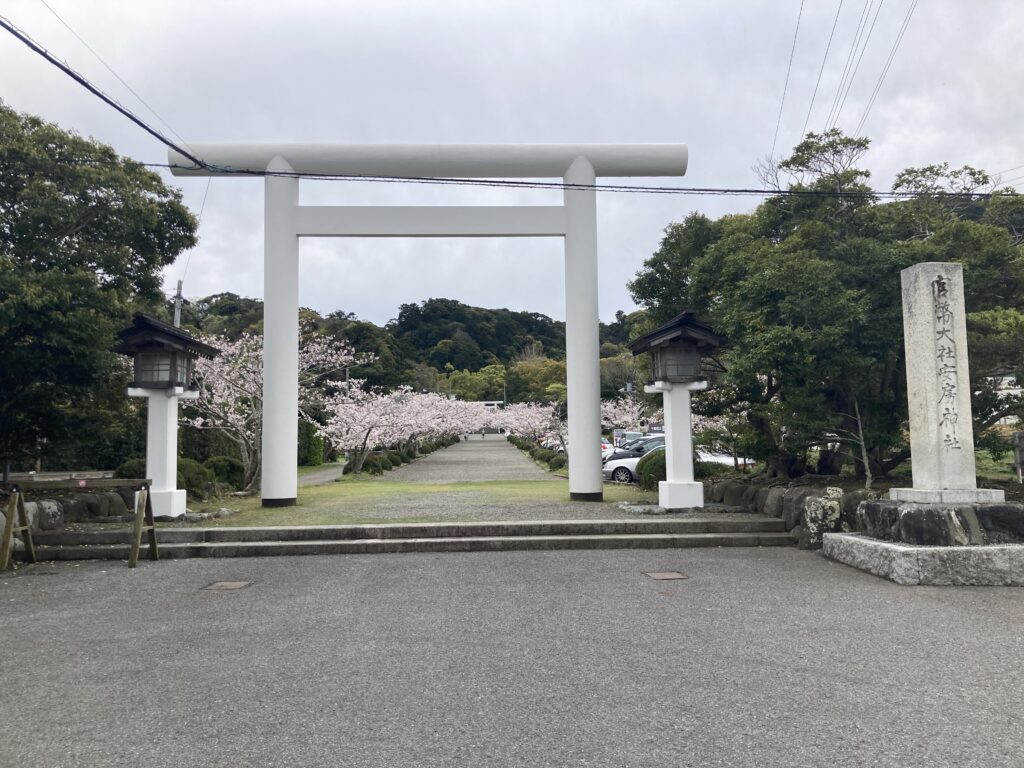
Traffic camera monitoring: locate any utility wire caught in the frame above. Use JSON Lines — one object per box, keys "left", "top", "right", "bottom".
{"left": 0, "top": 14, "right": 206, "bottom": 169}
{"left": 854, "top": 0, "right": 917, "bottom": 136}
{"left": 830, "top": 0, "right": 886, "bottom": 130}
{"left": 769, "top": 0, "right": 806, "bottom": 162}
{"left": 824, "top": 0, "right": 873, "bottom": 130}
{"left": 180, "top": 177, "right": 212, "bottom": 283}
{"left": 5, "top": 14, "right": 1020, "bottom": 203}
{"left": 36, "top": 0, "right": 193, "bottom": 153}
{"left": 800, "top": 0, "right": 845, "bottom": 140}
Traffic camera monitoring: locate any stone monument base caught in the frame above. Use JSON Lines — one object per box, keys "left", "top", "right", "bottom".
{"left": 658, "top": 480, "right": 704, "bottom": 512}
{"left": 824, "top": 497, "right": 1024, "bottom": 585}
{"left": 889, "top": 487, "right": 1004, "bottom": 503}
{"left": 859, "top": 498, "right": 1024, "bottom": 546}
{"left": 823, "top": 533, "right": 1024, "bottom": 586}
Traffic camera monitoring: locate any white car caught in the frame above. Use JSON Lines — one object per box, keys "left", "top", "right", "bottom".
{"left": 602, "top": 447, "right": 663, "bottom": 483}
{"left": 602, "top": 448, "right": 748, "bottom": 483}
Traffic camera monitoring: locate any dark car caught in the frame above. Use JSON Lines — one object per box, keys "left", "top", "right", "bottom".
{"left": 602, "top": 435, "right": 665, "bottom": 465}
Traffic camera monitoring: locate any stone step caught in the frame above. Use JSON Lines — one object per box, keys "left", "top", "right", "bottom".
{"left": 31, "top": 531, "right": 795, "bottom": 560}
{"left": 31, "top": 517, "right": 787, "bottom": 547}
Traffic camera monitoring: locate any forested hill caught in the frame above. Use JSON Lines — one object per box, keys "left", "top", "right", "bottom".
{"left": 171, "top": 293, "right": 632, "bottom": 388}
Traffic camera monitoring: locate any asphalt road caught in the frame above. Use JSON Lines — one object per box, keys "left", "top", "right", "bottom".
{"left": 2, "top": 548, "right": 1022, "bottom": 768}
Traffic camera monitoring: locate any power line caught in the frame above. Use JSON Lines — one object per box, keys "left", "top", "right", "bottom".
{"left": 769, "top": 0, "right": 806, "bottom": 162}
{"left": 151, "top": 162, "right": 1019, "bottom": 200}
{"left": 0, "top": 14, "right": 206, "bottom": 169}
{"left": 824, "top": 0, "right": 874, "bottom": 130}
{"left": 854, "top": 0, "right": 916, "bottom": 136}
{"left": 830, "top": 0, "right": 886, "bottom": 130}
{"left": 800, "top": 0, "right": 845, "bottom": 140}
{"left": 5, "top": 13, "right": 1020, "bottom": 204}
{"left": 180, "top": 177, "right": 212, "bottom": 283}
{"left": 36, "top": 0, "right": 193, "bottom": 152}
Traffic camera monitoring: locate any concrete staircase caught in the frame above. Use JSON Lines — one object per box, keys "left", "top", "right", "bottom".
{"left": 29, "top": 517, "right": 793, "bottom": 561}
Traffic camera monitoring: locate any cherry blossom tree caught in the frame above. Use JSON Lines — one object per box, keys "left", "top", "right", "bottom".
{"left": 318, "top": 389, "right": 497, "bottom": 473}
{"left": 184, "top": 332, "right": 367, "bottom": 490}
{"left": 500, "top": 402, "right": 558, "bottom": 441}
{"left": 600, "top": 396, "right": 647, "bottom": 432}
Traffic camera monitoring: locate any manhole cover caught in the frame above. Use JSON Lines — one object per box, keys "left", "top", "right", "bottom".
{"left": 203, "top": 581, "right": 252, "bottom": 591}
{"left": 644, "top": 571, "right": 688, "bottom": 580}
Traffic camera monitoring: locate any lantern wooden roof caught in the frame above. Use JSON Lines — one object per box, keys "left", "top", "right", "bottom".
{"left": 114, "top": 314, "right": 219, "bottom": 359}
{"left": 627, "top": 311, "right": 723, "bottom": 356}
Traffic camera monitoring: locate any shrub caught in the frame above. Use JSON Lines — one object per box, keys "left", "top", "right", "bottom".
{"left": 204, "top": 455, "right": 244, "bottom": 490}
{"left": 378, "top": 455, "right": 393, "bottom": 471}
{"left": 297, "top": 419, "right": 324, "bottom": 466}
{"left": 363, "top": 455, "right": 383, "bottom": 475}
{"left": 636, "top": 450, "right": 666, "bottom": 491}
{"left": 548, "top": 454, "right": 567, "bottom": 470}
{"left": 534, "top": 448, "right": 557, "bottom": 464}
{"left": 694, "top": 460, "right": 729, "bottom": 479}
{"left": 177, "top": 458, "right": 216, "bottom": 500}
{"left": 115, "top": 457, "right": 147, "bottom": 480}
{"left": 387, "top": 450, "right": 403, "bottom": 466}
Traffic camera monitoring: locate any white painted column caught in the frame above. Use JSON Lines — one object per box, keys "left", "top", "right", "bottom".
{"left": 646, "top": 380, "right": 707, "bottom": 510}
{"left": 129, "top": 387, "right": 197, "bottom": 518}
{"left": 262, "top": 157, "right": 300, "bottom": 506}
{"left": 563, "top": 157, "right": 603, "bottom": 500}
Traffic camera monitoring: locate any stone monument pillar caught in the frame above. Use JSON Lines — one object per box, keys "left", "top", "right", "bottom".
{"left": 890, "top": 263, "right": 1003, "bottom": 504}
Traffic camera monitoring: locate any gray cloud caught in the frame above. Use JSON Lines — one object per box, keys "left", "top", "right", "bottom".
{"left": 3, "top": 0, "right": 1021, "bottom": 325}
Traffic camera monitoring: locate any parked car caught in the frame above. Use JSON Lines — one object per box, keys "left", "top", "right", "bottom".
{"left": 602, "top": 446, "right": 664, "bottom": 483}
{"left": 602, "top": 435, "right": 665, "bottom": 465}
{"left": 602, "top": 435, "right": 655, "bottom": 460}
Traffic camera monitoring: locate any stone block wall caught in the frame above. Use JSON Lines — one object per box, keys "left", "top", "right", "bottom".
{"left": 707, "top": 479, "right": 879, "bottom": 550}
{"left": 1, "top": 490, "right": 137, "bottom": 551}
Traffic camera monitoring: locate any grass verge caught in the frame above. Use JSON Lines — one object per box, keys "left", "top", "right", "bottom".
{"left": 196, "top": 476, "right": 658, "bottom": 527}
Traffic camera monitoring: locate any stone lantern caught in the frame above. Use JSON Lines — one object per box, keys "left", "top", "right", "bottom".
{"left": 628, "top": 311, "right": 722, "bottom": 511}
{"left": 115, "top": 314, "right": 218, "bottom": 519}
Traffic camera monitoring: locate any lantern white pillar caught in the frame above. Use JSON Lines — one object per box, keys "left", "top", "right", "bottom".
{"left": 128, "top": 387, "right": 199, "bottom": 518}
{"left": 563, "top": 157, "right": 603, "bottom": 500}
{"left": 645, "top": 380, "right": 707, "bottom": 510}
{"left": 262, "top": 157, "right": 300, "bottom": 506}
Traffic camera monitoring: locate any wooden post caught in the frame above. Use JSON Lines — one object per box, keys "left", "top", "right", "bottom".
{"left": 128, "top": 484, "right": 160, "bottom": 568}
{"left": 1, "top": 490, "right": 37, "bottom": 570}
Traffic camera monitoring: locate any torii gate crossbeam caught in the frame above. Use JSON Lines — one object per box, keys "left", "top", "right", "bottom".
{"left": 170, "top": 144, "right": 688, "bottom": 506}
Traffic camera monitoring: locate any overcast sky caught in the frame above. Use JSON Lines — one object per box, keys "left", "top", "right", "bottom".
{"left": 3, "top": 0, "right": 1023, "bottom": 326}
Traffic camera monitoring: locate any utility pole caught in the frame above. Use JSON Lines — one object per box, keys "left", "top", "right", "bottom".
{"left": 173, "top": 280, "right": 183, "bottom": 328}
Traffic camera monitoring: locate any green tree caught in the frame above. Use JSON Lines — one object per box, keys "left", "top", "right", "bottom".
{"left": 0, "top": 103, "right": 197, "bottom": 468}
{"left": 629, "top": 130, "right": 1024, "bottom": 480}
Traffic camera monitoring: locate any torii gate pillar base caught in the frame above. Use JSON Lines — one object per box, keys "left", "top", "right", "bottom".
{"left": 262, "top": 498, "right": 297, "bottom": 508}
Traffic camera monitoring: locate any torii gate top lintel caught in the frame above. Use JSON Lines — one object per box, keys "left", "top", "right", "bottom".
{"left": 167, "top": 143, "right": 688, "bottom": 179}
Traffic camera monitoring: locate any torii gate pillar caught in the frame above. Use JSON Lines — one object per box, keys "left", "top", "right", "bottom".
{"left": 169, "top": 144, "right": 688, "bottom": 506}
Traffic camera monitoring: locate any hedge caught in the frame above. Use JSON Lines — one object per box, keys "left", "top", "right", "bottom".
{"left": 204, "top": 455, "right": 244, "bottom": 490}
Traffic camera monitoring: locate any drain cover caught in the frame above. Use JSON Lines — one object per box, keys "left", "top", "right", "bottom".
{"left": 644, "top": 571, "right": 688, "bottom": 580}
{"left": 203, "top": 581, "right": 252, "bottom": 591}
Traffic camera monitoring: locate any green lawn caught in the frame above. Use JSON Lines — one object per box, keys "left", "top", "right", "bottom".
{"left": 296, "top": 461, "right": 343, "bottom": 477}
{"left": 196, "top": 476, "right": 657, "bottom": 527}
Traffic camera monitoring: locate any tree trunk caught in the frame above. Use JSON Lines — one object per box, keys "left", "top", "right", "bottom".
{"left": 815, "top": 447, "right": 845, "bottom": 475}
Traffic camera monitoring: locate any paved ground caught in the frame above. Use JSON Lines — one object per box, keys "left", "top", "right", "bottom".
{"left": 298, "top": 434, "right": 554, "bottom": 487}
{"left": 383, "top": 434, "right": 557, "bottom": 484}
{"left": 2, "top": 549, "right": 1022, "bottom": 768}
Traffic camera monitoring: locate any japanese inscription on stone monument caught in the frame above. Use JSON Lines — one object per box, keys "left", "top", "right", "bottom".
{"left": 932, "top": 274, "right": 961, "bottom": 451}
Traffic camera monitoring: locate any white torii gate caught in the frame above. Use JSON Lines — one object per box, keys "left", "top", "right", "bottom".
{"left": 169, "top": 144, "right": 688, "bottom": 506}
